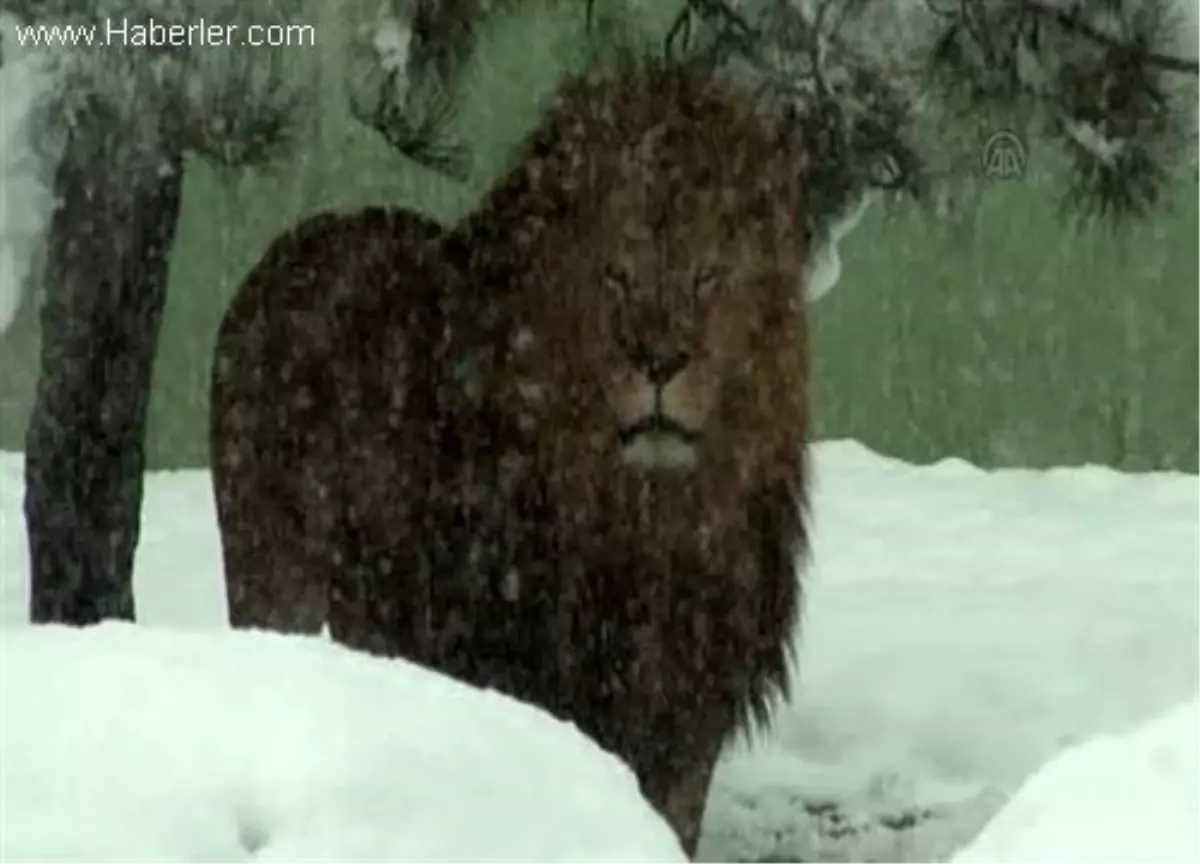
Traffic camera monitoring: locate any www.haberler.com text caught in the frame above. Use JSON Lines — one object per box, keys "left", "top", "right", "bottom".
{"left": 13, "top": 17, "right": 317, "bottom": 49}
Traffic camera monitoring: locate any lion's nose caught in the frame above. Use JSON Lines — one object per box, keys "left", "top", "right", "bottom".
{"left": 630, "top": 342, "right": 691, "bottom": 387}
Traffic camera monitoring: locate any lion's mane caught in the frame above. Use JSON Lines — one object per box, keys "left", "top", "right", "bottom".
{"left": 434, "top": 60, "right": 811, "bottom": 852}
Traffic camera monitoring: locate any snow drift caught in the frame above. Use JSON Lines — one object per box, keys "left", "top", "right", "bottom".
{"left": 1, "top": 442, "right": 1196, "bottom": 861}
{"left": 0, "top": 621, "right": 684, "bottom": 863}
{"left": 953, "top": 697, "right": 1200, "bottom": 864}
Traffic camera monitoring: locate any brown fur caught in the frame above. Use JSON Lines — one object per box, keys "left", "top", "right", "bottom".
{"left": 209, "top": 61, "right": 810, "bottom": 858}
{"left": 450, "top": 61, "right": 810, "bottom": 855}
{"left": 209, "top": 206, "right": 474, "bottom": 653}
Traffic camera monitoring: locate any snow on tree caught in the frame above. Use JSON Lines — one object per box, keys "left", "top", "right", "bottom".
{"left": 655, "top": 0, "right": 1198, "bottom": 246}
{"left": 0, "top": 13, "right": 61, "bottom": 334}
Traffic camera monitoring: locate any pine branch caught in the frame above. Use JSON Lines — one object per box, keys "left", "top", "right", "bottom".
{"left": 1021, "top": 0, "right": 1194, "bottom": 218}
{"left": 347, "top": 62, "right": 469, "bottom": 178}
{"left": 661, "top": 0, "right": 930, "bottom": 242}
{"left": 1019, "top": 0, "right": 1198, "bottom": 75}
{"left": 4, "top": 2, "right": 307, "bottom": 171}
{"left": 345, "top": 0, "right": 508, "bottom": 179}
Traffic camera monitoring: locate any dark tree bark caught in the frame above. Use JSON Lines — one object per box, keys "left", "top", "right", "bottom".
{"left": 24, "top": 109, "right": 184, "bottom": 625}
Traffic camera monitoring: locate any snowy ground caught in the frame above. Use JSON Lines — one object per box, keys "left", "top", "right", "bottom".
{"left": 953, "top": 696, "right": 1199, "bottom": 864}
{"left": 1, "top": 442, "right": 1197, "bottom": 862}
{"left": 1, "top": 622, "right": 684, "bottom": 862}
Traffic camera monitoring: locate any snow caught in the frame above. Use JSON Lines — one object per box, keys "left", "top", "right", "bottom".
{"left": 1, "top": 442, "right": 1195, "bottom": 861}
{"left": 373, "top": 15, "right": 414, "bottom": 78}
{"left": 0, "top": 13, "right": 62, "bottom": 335}
{"left": 0, "top": 622, "right": 685, "bottom": 862}
{"left": 1062, "top": 117, "right": 1129, "bottom": 166}
{"left": 803, "top": 192, "right": 875, "bottom": 303}
{"left": 953, "top": 697, "right": 1200, "bottom": 864}
{"left": 1, "top": 0, "right": 1196, "bottom": 854}
{"left": 699, "top": 445, "right": 1199, "bottom": 862}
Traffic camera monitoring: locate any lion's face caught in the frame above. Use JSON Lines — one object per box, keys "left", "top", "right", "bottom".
{"left": 603, "top": 259, "right": 729, "bottom": 472}
{"left": 485, "top": 66, "right": 806, "bottom": 487}
{"left": 598, "top": 195, "right": 762, "bottom": 472}
{"left": 506, "top": 179, "right": 799, "bottom": 476}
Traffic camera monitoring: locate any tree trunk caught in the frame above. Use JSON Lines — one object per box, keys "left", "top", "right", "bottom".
{"left": 24, "top": 111, "right": 184, "bottom": 625}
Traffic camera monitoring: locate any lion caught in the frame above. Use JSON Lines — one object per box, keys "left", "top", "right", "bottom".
{"left": 209, "top": 59, "right": 810, "bottom": 858}
{"left": 340, "top": 61, "right": 812, "bottom": 854}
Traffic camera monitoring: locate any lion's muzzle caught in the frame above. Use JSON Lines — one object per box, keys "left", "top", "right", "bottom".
{"left": 614, "top": 375, "right": 704, "bottom": 470}
{"left": 619, "top": 426, "right": 699, "bottom": 470}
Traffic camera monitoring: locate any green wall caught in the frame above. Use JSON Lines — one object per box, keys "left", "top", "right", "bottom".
{"left": 1, "top": 1, "right": 1196, "bottom": 473}
{"left": 811, "top": 177, "right": 1198, "bottom": 473}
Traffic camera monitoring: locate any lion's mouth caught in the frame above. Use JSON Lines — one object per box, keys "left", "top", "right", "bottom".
{"left": 617, "top": 415, "right": 700, "bottom": 470}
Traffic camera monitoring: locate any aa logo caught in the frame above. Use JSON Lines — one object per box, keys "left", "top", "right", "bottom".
{"left": 982, "top": 130, "right": 1027, "bottom": 181}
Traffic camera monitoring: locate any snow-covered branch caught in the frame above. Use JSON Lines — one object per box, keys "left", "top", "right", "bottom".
{"left": 0, "top": 0, "right": 497, "bottom": 178}
{"left": 1016, "top": 0, "right": 1198, "bottom": 75}
{"left": 663, "top": 0, "right": 1198, "bottom": 228}
{"left": 1, "top": 1, "right": 309, "bottom": 173}
{"left": 345, "top": 2, "right": 470, "bottom": 178}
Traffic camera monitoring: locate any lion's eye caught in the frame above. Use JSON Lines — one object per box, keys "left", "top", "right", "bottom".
{"left": 604, "top": 267, "right": 635, "bottom": 348}
{"left": 604, "top": 265, "right": 631, "bottom": 295}
{"left": 693, "top": 266, "right": 723, "bottom": 302}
